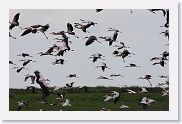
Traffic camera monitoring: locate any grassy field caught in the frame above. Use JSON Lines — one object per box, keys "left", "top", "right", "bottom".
{"left": 9, "top": 87, "right": 169, "bottom": 111}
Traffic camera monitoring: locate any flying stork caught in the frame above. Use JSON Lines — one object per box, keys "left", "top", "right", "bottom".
{"left": 89, "top": 53, "right": 105, "bottom": 63}
{"left": 65, "top": 23, "right": 79, "bottom": 38}
{"left": 17, "top": 100, "right": 28, "bottom": 111}
{"left": 74, "top": 20, "right": 97, "bottom": 33}
{"left": 66, "top": 74, "right": 79, "bottom": 78}
{"left": 24, "top": 74, "right": 36, "bottom": 84}
{"left": 138, "top": 75, "right": 152, "bottom": 86}
{"left": 17, "top": 53, "right": 33, "bottom": 58}
{"left": 104, "top": 91, "right": 120, "bottom": 104}
{"left": 34, "top": 70, "right": 50, "bottom": 100}
{"left": 62, "top": 99, "right": 71, "bottom": 107}
{"left": 125, "top": 63, "right": 140, "bottom": 68}
{"left": 84, "top": 36, "right": 101, "bottom": 46}
{"left": 66, "top": 82, "right": 75, "bottom": 89}
{"left": 95, "top": 62, "right": 110, "bottom": 72}
{"left": 96, "top": 76, "right": 113, "bottom": 80}
{"left": 9, "top": 13, "right": 22, "bottom": 30}
{"left": 107, "top": 28, "right": 122, "bottom": 46}
{"left": 19, "top": 59, "right": 36, "bottom": 66}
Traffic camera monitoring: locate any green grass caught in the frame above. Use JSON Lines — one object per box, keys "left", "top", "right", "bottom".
{"left": 9, "top": 87, "right": 169, "bottom": 111}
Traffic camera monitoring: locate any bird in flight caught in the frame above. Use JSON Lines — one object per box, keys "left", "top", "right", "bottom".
{"left": 24, "top": 74, "right": 36, "bottom": 84}
{"left": 95, "top": 62, "right": 111, "bottom": 72}
{"left": 66, "top": 74, "right": 79, "bottom": 78}
{"left": 51, "top": 59, "right": 67, "bottom": 65}
{"left": 96, "top": 9, "right": 103, "bottom": 13}
{"left": 16, "top": 100, "right": 28, "bottom": 111}
{"left": 62, "top": 99, "right": 71, "bottom": 107}
{"left": 104, "top": 91, "right": 120, "bottom": 104}
{"left": 89, "top": 53, "right": 105, "bottom": 63}
{"left": 19, "top": 59, "right": 36, "bottom": 66}
{"left": 74, "top": 19, "right": 97, "bottom": 33}
{"left": 138, "top": 75, "right": 152, "bottom": 86}
{"left": 96, "top": 76, "right": 113, "bottom": 80}
{"left": 84, "top": 36, "right": 101, "bottom": 46}
{"left": 17, "top": 53, "right": 33, "bottom": 58}
{"left": 125, "top": 63, "right": 140, "bottom": 68}
{"left": 9, "top": 13, "right": 22, "bottom": 30}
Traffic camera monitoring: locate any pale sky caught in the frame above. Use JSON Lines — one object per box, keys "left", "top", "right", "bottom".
{"left": 9, "top": 9, "right": 169, "bottom": 88}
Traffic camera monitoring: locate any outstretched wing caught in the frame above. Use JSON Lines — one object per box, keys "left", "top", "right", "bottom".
{"left": 13, "top": 13, "right": 20, "bottom": 23}
{"left": 21, "top": 28, "right": 32, "bottom": 37}
{"left": 67, "top": 23, "right": 73, "bottom": 32}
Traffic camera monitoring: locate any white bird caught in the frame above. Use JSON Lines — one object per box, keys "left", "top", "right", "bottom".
{"left": 104, "top": 95, "right": 113, "bottom": 101}
{"left": 140, "top": 97, "right": 148, "bottom": 104}
{"left": 125, "top": 89, "right": 137, "bottom": 94}
{"left": 161, "top": 88, "right": 169, "bottom": 96}
{"left": 162, "top": 90, "right": 169, "bottom": 96}
{"left": 17, "top": 100, "right": 28, "bottom": 111}
{"left": 140, "top": 97, "right": 156, "bottom": 109}
{"left": 62, "top": 99, "right": 71, "bottom": 107}
{"left": 38, "top": 73, "right": 50, "bottom": 87}
{"left": 119, "top": 104, "right": 129, "bottom": 109}
{"left": 140, "top": 87, "right": 148, "bottom": 93}
{"left": 104, "top": 91, "right": 120, "bottom": 104}
{"left": 100, "top": 108, "right": 110, "bottom": 111}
